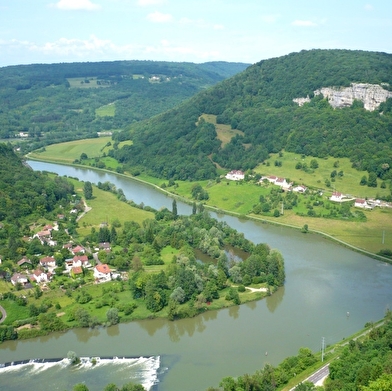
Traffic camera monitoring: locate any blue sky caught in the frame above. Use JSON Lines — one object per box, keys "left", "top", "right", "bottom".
{"left": 0, "top": 0, "right": 391, "bottom": 67}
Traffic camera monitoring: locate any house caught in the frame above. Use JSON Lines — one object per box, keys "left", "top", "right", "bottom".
{"left": 31, "top": 269, "right": 49, "bottom": 284}
{"left": 63, "top": 243, "right": 73, "bottom": 251}
{"left": 275, "top": 177, "right": 292, "bottom": 190}
{"left": 39, "top": 256, "right": 56, "bottom": 270}
{"left": 17, "top": 256, "right": 32, "bottom": 268}
{"left": 355, "top": 198, "right": 372, "bottom": 209}
{"left": 33, "top": 230, "right": 51, "bottom": 244}
{"left": 72, "top": 245, "right": 85, "bottom": 255}
{"left": 330, "top": 192, "right": 343, "bottom": 202}
{"left": 292, "top": 185, "right": 308, "bottom": 193}
{"left": 94, "top": 264, "right": 112, "bottom": 282}
{"left": 98, "top": 242, "right": 111, "bottom": 251}
{"left": 70, "top": 266, "right": 83, "bottom": 278}
{"left": 225, "top": 170, "right": 245, "bottom": 181}
{"left": 11, "top": 273, "right": 29, "bottom": 286}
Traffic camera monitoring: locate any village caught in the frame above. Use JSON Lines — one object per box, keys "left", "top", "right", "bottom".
{"left": 4, "top": 217, "right": 120, "bottom": 292}
{"left": 225, "top": 169, "right": 392, "bottom": 210}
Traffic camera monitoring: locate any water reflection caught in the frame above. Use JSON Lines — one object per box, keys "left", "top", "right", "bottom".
{"left": 266, "top": 287, "right": 285, "bottom": 313}
{"left": 106, "top": 324, "right": 120, "bottom": 337}
{"left": 228, "top": 305, "right": 240, "bottom": 319}
{"left": 245, "top": 301, "right": 257, "bottom": 310}
{"left": 75, "top": 327, "right": 101, "bottom": 343}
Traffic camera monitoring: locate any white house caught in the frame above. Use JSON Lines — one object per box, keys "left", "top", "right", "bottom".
{"left": 11, "top": 273, "right": 29, "bottom": 286}
{"left": 39, "top": 256, "right": 56, "bottom": 271}
{"left": 66, "top": 255, "right": 90, "bottom": 272}
{"left": 275, "top": 177, "right": 292, "bottom": 190}
{"left": 292, "top": 185, "right": 308, "bottom": 193}
{"left": 94, "top": 264, "right": 112, "bottom": 282}
{"left": 354, "top": 198, "right": 372, "bottom": 209}
{"left": 330, "top": 192, "right": 343, "bottom": 202}
{"left": 225, "top": 170, "right": 245, "bottom": 181}
{"left": 31, "top": 269, "right": 49, "bottom": 284}
{"left": 72, "top": 245, "right": 85, "bottom": 255}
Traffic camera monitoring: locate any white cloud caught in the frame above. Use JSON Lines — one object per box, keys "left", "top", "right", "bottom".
{"left": 137, "top": 0, "right": 165, "bottom": 6}
{"left": 147, "top": 11, "right": 173, "bottom": 23}
{"left": 213, "top": 24, "right": 224, "bottom": 30}
{"left": 291, "top": 20, "right": 317, "bottom": 27}
{"left": 1, "top": 36, "right": 138, "bottom": 59}
{"left": 364, "top": 4, "right": 374, "bottom": 11}
{"left": 54, "top": 0, "right": 101, "bottom": 11}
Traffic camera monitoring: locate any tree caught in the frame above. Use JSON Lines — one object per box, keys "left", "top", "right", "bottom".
{"left": 172, "top": 199, "right": 178, "bottom": 219}
{"left": 73, "top": 385, "right": 89, "bottom": 391}
{"left": 367, "top": 172, "right": 378, "bottom": 187}
{"left": 106, "top": 308, "right": 119, "bottom": 325}
{"left": 67, "top": 350, "right": 80, "bottom": 365}
{"left": 310, "top": 159, "right": 319, "bottom": 169}
{"left": 83, "top": 181, "right": 93, "bottom": 200}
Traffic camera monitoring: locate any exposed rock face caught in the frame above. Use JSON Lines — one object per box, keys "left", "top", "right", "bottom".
{"left": 293, "top": 83, "right": 392, "bottom": 111}
{"left": 293, "top": 96, "right": 311, "bottom": 106}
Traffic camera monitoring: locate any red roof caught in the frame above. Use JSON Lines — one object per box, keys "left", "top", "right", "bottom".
{"left": 72, "top": 266, "right": 83, "bottom": 275}
{"left": 40, "top": 256, "right": 55, "bottom": 264}
{"left": 73, "top": 255, "right": 88, "bottom": 263}
{"left": 95, "top": 264, "right": 111, "bottom": 274}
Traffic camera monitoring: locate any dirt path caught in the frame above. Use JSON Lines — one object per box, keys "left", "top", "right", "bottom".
{"left": 0, "top": 304, "right": 6, "bottom": 324}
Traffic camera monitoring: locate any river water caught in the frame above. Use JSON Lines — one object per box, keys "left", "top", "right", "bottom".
{"left": 1, "top": 161, "right": 391, "bottom": 391}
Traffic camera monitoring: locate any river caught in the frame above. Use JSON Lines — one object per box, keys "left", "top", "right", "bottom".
{"left": 0, "top": 161, "right": 391, "bottom": 391}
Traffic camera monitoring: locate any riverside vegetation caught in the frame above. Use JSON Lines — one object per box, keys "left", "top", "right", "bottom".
{"left": 0, "top": 144, "right": 285, "bottom": 344}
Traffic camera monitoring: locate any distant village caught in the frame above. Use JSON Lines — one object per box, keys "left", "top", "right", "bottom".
{"left": 225, "top": 170, "right": 392, "bottom": 210}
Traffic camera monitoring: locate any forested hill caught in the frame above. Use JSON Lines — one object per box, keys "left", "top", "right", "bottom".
{"left": 112, "top": 49, "right": 392, "bottom": 181}
{"left": 0, "top": 60, "right": 249, "bottom": 151}
{"left": 0, "top": 143, "right": 75, "bottom": 260}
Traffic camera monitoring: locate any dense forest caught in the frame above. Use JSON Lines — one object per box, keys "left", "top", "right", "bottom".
{"left": 112, "top": 49, "right": 392, "bottom": 181}
{"left": 0, "top": 60, "right": 249, "bottom": 151}
{"left": 0, "top": 143, "right": 76, "bottom": 261}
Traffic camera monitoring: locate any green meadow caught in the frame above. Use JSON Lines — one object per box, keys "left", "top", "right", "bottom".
{"left": 69, "top": 179, "right": 154, "bottom": 238}
{"left": 258, "top": 151, "right": 390, "bottom": 199}
{"left": 96, "top": 103, "right": 116, "bottom": 117}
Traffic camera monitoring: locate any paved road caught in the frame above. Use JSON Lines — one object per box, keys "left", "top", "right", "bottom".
{"left": 306, "top": 364, "right": 330, "bottom": 385}
{"left": 0, "top": 304, "right": 6, "bottom": 324}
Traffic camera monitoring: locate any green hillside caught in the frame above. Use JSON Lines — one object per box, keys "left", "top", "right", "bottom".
{"left": 112, "top": 49, "right": 392, "bottom": 186}
{"left": 0, "top": 60, "right": 249, "bottom": 151}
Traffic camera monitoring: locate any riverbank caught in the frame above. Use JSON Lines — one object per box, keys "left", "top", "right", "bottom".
{"left": 26, "top": 155, "right": 392, "bottom": 263}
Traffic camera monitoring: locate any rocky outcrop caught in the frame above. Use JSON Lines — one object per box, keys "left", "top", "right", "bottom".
{"left": 294, "top": 83, "right": 392, "bottom": 111}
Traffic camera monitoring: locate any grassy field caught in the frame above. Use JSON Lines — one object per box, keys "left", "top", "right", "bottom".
{"left": 66, "top": 77, "right": 111, "bottom": 89}
{"left": 70, "top": 180, "right": 154, "bottom": 238}
{"left": 258, "top": 151, "right": 390, "bottom": 199}
{"left": 29, "top": 137, "right": 112, "bottom": 164}
{"left": 28, "top": 138, "right": 392, "bottom": 256}
{"left": 201, "top": 114, "right": 244, "bottom": 147}
{"left": 96, "top": 103, "right": 116, "bottom": 117}
{"left": 28, "top": 138, "right": 132, "bottom": 165}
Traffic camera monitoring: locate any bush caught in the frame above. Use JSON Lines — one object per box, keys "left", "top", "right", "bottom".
{"left": 237, "top": 285, "right": 246, "bottom": 292}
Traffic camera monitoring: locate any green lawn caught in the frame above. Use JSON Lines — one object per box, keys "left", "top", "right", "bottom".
{"left": 75, "top": 185, "right": 154, "bottom": 238}
{"left": 257, "top": 151, "right": 390, "bottom": 199}
{"left": 96, "top": 103, "right": 116, "bottom": 117}
{"left": 29, "top": 138, "right": 113, "bottom": 164}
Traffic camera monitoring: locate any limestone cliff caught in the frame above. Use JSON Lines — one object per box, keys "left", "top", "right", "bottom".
{"left": 294, "top": 83, "right": 392, "bottom": 111}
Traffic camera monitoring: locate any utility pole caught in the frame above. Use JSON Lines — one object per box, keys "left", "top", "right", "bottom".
{"left": 321, "top": 337, "right": 325, "bottom": 362}
{"left": 382, "top": 230, "right": 385, "bottom": 244}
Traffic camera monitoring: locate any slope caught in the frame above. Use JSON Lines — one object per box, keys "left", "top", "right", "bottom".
{"left": 113, "top": 49, "right": 392, "bottom": 183}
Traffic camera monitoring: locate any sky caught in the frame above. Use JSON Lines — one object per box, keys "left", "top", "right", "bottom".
{"left": 0, "top": 0, "right": 391, "bottom": 67}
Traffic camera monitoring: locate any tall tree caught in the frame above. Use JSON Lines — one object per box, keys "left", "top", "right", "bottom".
{"left": 83, "top": 181, "right": 93, "bottom": 200}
